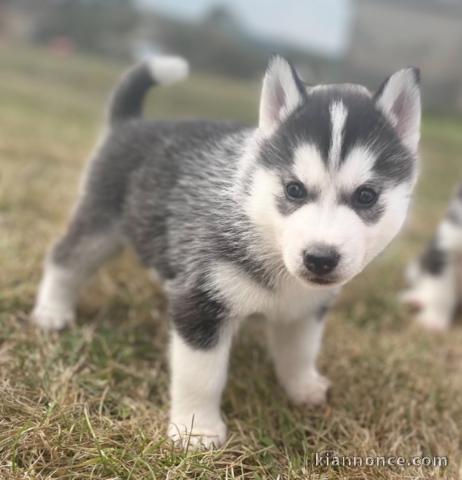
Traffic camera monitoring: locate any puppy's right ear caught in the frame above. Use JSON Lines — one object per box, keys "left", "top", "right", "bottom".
{"left": 374, "top": 68, "right": 421, "bottom": 155}
{"left": 259, "top": 56, "right": 306, "bottom": 135}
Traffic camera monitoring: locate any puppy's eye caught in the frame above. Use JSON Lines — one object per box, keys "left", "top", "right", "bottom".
{"left": 285, "top": 181, "right": 307, "bottom": 201}
{"left": 352, "top": 186, "right": 378, "bottom": 208}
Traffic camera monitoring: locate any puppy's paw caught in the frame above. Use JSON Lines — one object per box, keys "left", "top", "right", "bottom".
{"left": 286, "top": 371, "right": 331, "bottom": 406}
{"left": 416, "top": 312, "right": 451, "bottom": 332}
{"left": 399, "top": 289, "right": 424, "bottom": 314}
{"left": 31, "top": 303, "right": 75, "bottom": 331}
{"left": 168, "top": 418, "right": 227, "bottom": 450}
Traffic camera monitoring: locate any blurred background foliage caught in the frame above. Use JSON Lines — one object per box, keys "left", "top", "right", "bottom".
{"left": 1, "top": 0, "right": 462, "bottom": 112}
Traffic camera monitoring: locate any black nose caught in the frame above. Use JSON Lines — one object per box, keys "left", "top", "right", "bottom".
{"left": 303, "top": 247, "right": 340, "bottom": 276}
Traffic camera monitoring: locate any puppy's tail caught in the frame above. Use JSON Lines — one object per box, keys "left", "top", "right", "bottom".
{"left": 107, "top": 55, "right": 189, "bottom": 127}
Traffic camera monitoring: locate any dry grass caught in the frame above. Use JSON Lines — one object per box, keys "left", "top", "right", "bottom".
{"left": 0, "top": 44, "right": 461, "bottom": 479}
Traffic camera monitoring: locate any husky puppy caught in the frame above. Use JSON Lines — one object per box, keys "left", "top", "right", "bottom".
{"left": 32, "top": 55, "right": 421, "bottom": 447}
{"left": 401, "top": 184, "right": 462, "bottom": 330}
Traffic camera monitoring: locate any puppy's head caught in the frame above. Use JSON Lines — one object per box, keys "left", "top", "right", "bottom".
{"left": 245, "top": 56, "right": 421, "bottom": 287}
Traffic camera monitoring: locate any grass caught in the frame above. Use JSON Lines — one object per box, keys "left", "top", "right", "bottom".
{"left": 0, "top": 44, "right": 461, "bottom": 479}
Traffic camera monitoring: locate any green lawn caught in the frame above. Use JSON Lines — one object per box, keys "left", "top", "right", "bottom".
{"left": 0, "top": 45, "right": 461, "bottom": 479}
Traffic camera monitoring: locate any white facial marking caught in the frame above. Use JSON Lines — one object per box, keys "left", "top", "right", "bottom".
{"left": 280, "top": 201, "right": 366, "bottom": 283}
{"left": 329, "top": 101, "right": 348, "bottom": 170}
{"left": 293, "top": 144, "right": 327, "bottom": 188}
{"left": 363, "top": 182, "right": 411, "bottom": 262}
{"left": 245, "top": 167, "right": 280, "bottom": 230}
{"left": 337, "top": 145, "right": 376, "bottom": 189}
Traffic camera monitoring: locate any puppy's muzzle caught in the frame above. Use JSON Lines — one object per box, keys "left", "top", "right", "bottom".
{"left": 303, "top": 245, "right": 340, "bottom": 276}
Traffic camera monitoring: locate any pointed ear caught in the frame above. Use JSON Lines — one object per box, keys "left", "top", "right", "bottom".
{"left": 259, "top": 56, "right": 306, "bottom": 134}
{"left": 374, "top": 67, "right": 421, "bottom": 154}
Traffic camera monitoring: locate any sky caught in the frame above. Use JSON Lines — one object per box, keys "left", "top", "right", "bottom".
{"left": 136, "top": 0, "right": 352, "bottom": 57}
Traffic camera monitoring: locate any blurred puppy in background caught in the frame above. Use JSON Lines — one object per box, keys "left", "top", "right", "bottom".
{"left": 401, "top": 184, "right": 462, "bottom": 330}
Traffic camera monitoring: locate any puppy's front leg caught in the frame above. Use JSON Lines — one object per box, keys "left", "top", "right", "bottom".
{"left": 168, "top": 286, "right": 232, "bottom": 449}
{"left": 267, "top": 310, "right": 330, "bottom": 406}
{"left": 168, "top": 329, "right": 231, "bottom": 448}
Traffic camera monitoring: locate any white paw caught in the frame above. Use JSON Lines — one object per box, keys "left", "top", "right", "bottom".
{"left": 285, "top": 371, "right": 331, "bottom": 406}
{"left": 415, "top": 312, "right": 451, "bottom": 332}
{"left": 168, "top": 418, "right": 227, "bottom": 449}
{"left": 399, "top": 289, "right": 424, "bottom": 313}
{"left": 31, "top": 303, "right": 75, "bottom": 331}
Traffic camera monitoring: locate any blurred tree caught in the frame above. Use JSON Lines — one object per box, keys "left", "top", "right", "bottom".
{"left": 139, "top": 5, "right": 336, "bottom": 81}
{"left": 2, "top": 0, "right": 336, "bottom": 81}
{"left": 201, "top": 5, "right": 244, "bottom": 37}
{"left": 9, "top": 0, "right": 139, "bottom": 59}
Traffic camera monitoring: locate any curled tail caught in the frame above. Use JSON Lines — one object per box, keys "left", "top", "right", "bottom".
{"left": 108, "top": 56, "right": 189, "bottom": 127}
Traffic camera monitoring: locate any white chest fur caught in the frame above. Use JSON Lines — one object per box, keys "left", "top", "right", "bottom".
{"left": 209, "top": 261, "right": 339, "bottom": 323}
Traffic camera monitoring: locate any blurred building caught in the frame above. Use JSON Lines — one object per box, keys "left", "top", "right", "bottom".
{"left": 0, "top": 0, "right": 44, "bottom": 42}
{"left": 346, "top": 0, "right": 462, "bottom": 112}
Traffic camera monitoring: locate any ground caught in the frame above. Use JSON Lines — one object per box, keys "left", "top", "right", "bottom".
{"left": 0, "top": 45, "right": 461, "bottom": 480}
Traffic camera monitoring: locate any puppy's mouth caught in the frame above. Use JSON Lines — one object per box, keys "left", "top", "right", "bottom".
{"left": 298, "top": 270, "right": 357, "bottom": 287}
{"left": 310, "top": 277, "right": 336, "bottom": 286}
{"left": 298, "top": 272, "right": 341, "bottom": 287}
{"left": 288, "top": 259, "right": 360, "bottom": 288}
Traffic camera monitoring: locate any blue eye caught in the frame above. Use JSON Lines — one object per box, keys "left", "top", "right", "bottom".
{"left": 353, "top": 186, "right": 378, "bottom": 208}
{"left": 285, "top": 182, "right": 307, "bottom": 201}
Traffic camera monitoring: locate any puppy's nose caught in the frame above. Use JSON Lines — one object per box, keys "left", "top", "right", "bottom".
{"left": 303, "top": 247, "right": 340, "bottom": 276}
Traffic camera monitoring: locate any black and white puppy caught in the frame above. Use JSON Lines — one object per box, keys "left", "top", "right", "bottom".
{"left": 32, "top": 56, "right": 421, "bottom": 447}
{"left": 401, "top": 184, "right": 462, "bottom": 330}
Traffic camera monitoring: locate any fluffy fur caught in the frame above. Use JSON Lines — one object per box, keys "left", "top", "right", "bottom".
{"left": 401, "top": 184, "right": 462, "bottom": 330}
{"left": 32, "top": 55, "right": 421, "bottom": 448}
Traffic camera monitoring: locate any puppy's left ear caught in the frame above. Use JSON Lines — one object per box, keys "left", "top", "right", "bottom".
{"left": 374, "top": 68, "right": 421, "bottom": 155}
{"left": 259, "top": 56, "right": 306, "bottom": 135}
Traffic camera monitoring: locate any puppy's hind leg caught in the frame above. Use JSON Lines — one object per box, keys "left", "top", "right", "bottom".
{"left": 32, "top": 198, "right": 124, "bottom": 330}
